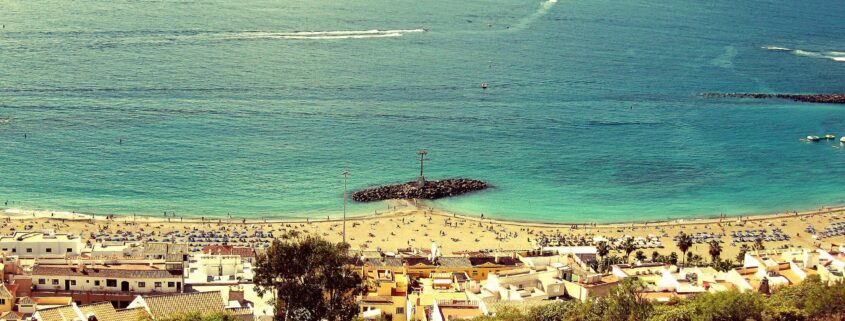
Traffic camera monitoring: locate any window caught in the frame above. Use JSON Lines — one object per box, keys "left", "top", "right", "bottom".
{"left": 38, "top": 279, "right": 45, "bottom": 285}
{"left": 0, "top": 299, "right": 5, "bottom": 305}
{"left": 11, "top": 248, "right": 15, "bottom": 253}
{"left": 138, "top": 282, "right": 146, "bottom": 288}
{"left": 26, "top": 248, "right": 32, "bottom": 253}
{"left": 95, "top": 280, "right": 101, "bottom": 286}
{"left": 46, "top": 248, "right": 52, "bottom": 253}
{"left": 396, "top": 307, "right": 404, "bottom": 314}
{"left": 154, "top": 282, "right": 162, "bottom": 288}
{"left": 70, "top": 280, "right": 76, "bottom": 286}
{"left": 67, "top": 248, "right": 72, "bottom": 253}
{"left": 167, "top": 282, "right": 175, "bottom": 288}
{"left": 106, "top": 279, "right": 117, "bottom": 287}
{"left": 1, "top": 248, "right": 6, "bottom": 251}
{"left": 52, "top": 279, "right": 59, "bottom": 285}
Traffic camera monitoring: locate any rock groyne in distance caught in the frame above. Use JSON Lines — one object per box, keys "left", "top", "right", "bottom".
{"left": 352, "top": 178, "right": 488, "bottom": 202}
{"left": 700, "top": 93, "right": 845, "bottom": 104}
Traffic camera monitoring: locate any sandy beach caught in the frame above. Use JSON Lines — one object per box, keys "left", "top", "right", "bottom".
{"left": 2, "top": 201, "right": 845, "bottom": 261}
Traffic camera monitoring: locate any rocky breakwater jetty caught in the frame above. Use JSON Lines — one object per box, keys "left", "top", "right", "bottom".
{"left": 700, "top": 93, "right": 845, "bottom": 104}
{"left": 352, "top": 178, "right": 488, "bottom": 202}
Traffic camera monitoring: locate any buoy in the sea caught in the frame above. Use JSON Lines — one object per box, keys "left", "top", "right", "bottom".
{"left": 481, "top": 82, "right": 489, "bottom": 89}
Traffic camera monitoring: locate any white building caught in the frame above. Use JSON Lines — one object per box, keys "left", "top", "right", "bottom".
{"left": 471, "top": 265, "right": 570, "bottom": 303}
{"left": 817, "top": 249, "right": 845, "bottom": 284}
{"left": 0, "top": 232, "right": 83, "bottom": 258}
{"left": 32, "top": 263, "right": 184, "bottom": 293}
{"left": 88, "top": 241, "right": 144, "bottom": 258}
{"left": 185, "top": 254, "right": 252, "bottom": 284}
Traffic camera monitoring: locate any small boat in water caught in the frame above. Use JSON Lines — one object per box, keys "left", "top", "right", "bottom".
{"left": 824, "top": 134, "right": 836, "bottom": 140}
{"left": 481, "top": 82, "right": 489, "bottom": 89}
{"left": 841, "top": 137, "right": 845, "bottom": 144}
{"left": 806, "top": 135, "right": 821, "bottom": 142}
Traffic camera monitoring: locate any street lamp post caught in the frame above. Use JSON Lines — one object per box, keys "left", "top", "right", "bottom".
{"left": 417, "top": 149, "right": 427, "bottom": 188}
{"left": 342, "top": 169, "right": 350, "bottom": 244}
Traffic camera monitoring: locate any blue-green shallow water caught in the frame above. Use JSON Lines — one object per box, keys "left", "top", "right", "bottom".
{"left": 1, "top": 0, "right": 844, "bottom": 222}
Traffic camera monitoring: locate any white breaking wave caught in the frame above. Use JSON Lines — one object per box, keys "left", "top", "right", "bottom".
{"left": 100, "top": 29, "right": 428, "bottom": 45}
{"left": 216, "top": 29, "right": 425, "bottom": 40}
{"left": 762, "top": 46, "right": 844, "bottom": 62}
{"left": 511, "top": 0, "right": 559, "bottom": 31}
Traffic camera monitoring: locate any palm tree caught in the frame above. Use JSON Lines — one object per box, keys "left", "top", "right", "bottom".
{"left": 754, "top": 237, "right": 765, "bottom": 251}
{"left": 676, "top": 232, "right": 693, "bottom": 267}
{"left": 737, "top": 244, "right": 750, "bottom": 262}
{"left": 597, "top": 241, "right": 610, "bottom": 272}
{"left": 622, "top": 238, "right": 637, "bottom": 263}
{"left": 597, "top": 241, "right": 610, "bottom": 260}
{"left": 708, "top": 240, "right": 722, "bottom": 264}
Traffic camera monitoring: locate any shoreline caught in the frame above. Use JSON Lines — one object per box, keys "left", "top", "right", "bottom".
{"left": 1, "top": 199, "right": 843, "bottom": 259}
{"left": 3, "top": 200, "right": 845, "bottom": 230}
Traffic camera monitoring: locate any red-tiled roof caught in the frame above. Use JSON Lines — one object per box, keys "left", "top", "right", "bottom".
{"left": 33, "top": 265, "right": 182, "bottom": 279}
{"left": 202, "top": 245, "right": 256, "bottom": 258}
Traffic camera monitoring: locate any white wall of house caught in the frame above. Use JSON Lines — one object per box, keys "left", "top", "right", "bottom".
{"left": 0, "top": 233, "right": 82, "bottom": 257}
{"left": 32, "top": 274, "right": 182, "bottom": 293}
{"left": 185, "top": 254, "right": 250, "bottom": 284}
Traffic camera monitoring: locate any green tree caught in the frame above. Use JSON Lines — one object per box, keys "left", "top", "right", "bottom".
{"left": 737, "top": 244, "right": 750, "bottom": 263}
{"left": 651, "top": 251, "right": 660, "bottom": 262}
{"left": 708, "top": 240, "right": 722, "bottom": 264}
{"left": 668, "top": 252, "right": 678, "bottom": 265}
{"left": 622, "top": 238, "right": 637, "bottom": 263}
{"left": 690, "top": 290, "right": 767, "bottom": 321}
{"left": 635, "top": 250, "right": 646, "bottom": 262}
{"left": 768, "top": 275, "right": 845, "bottom": 320}
{"left": 675, "top": 232, "right": 693, "bottom": 267}
{"left": 754, "top": 237, "right": 766, "bottom": 251}
{"left": 604, "top": 278, "right": 653, "bottom": 321}
{"left": 596, "top": 241, "right": 610, "bottom": 272}
{"left": 253, "top": 233, "right": 363, "bottom": 321}
{"left": 713, "top": 258, "right": 734, "bottom": 272}
{"left": 597, "top": 241, "right": 610, "bottom": 261}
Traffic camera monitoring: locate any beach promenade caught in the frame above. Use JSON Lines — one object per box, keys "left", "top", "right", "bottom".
{"left": 2, "top": 201, "right": 845, "bottom": 260}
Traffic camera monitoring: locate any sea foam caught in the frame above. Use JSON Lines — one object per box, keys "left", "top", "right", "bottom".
{"left": 762, "top": 46, "right": 844, "bottom": 62}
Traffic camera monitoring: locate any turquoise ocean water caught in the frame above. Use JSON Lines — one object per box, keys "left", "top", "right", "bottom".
{"left": 1, "top": 0, "right": 844, "bottom": 222}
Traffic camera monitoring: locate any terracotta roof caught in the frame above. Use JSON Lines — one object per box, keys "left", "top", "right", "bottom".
{"left": 141, "top": 291, "right": 226, "bottom": 319}
{"left": 33, "top": 265, "right": 182, "bottom": 279}
{"left": 115, "top": 307, "right": 149, "bottom": 320}
{"left": 360, "top": 295, "right": 394, "bottom": 304}
{"left": 16, "top": 297, "right": 34, "bottom": 306}
{"left": 469, "top": 256, "right": 520, "bottom": 267}
{"left": 0, "top": 285, "right": 12, "bottom": 299}
{"left": 203, "top": 245, "right": 256, "bottom": 258}
{"left": 437, "top": 257, "right": 472, "bottom": 268}
{"left": 78, "top": 302, "right": 120, "bottom": 321}
{"left": 364, "top": 257, "right": 404, "bottom": 267}
{"left": 405, "top": 257, "right": 434, "bottom": 266}
{"left": 36, "top": 302, "right": 136, "bottom": 321}
{"left": 35, "top": 305, "right": 81, "bottom": 321}
{"left": 143, "top": 243, "right": 189, "bottom": 256}
{"left": 0, "top": 311, "right": 22, "bottom": 321}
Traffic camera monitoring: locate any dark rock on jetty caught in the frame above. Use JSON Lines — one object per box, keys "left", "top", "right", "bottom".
{"left": 352, "top": 178, "right": 488, "bottom": 202}
{"left": 700, "top": 93, "right": 845, "bottom": 104}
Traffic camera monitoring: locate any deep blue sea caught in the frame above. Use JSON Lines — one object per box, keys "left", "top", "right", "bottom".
{"left": 1, "top": 0, "right": 844, "bottom": 222}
